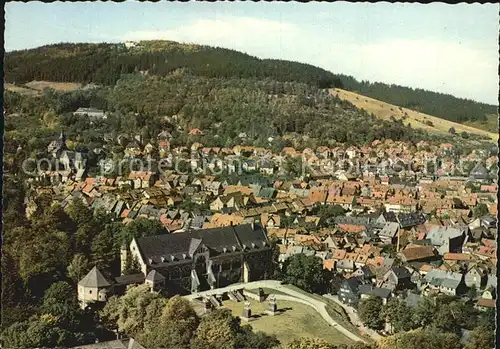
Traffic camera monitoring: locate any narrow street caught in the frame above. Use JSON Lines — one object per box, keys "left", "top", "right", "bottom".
{"left": 323, "top": 294, "right": 382, "bottom": 341}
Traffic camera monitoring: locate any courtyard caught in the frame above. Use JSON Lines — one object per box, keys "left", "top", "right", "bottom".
{"left": 220, "top": 298, "right": 354, "bottom": 346}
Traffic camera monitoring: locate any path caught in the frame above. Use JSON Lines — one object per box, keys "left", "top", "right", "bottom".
{"left": 323, "top": 294, "right": 382, "bottom": 341}
{"left": 184, "top": 280, "right": 367, "bottom": 343}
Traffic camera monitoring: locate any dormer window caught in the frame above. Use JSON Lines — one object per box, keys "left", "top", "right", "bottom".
{"left": 232, "top": 245, "right": 237, "bottom": 251}
{"left": 148, "top": 258, "right": 154, "bottom": 264}
{"left": 182, "top": 253, "right": 187, "bottom": 259}
{"left": 160, "top": 256, "right": 166, "bottom": 263}
{"left": 170, "top": 255, "right": 175, "bottom": 261}
{"left": 251, "top": 242, "right": 256, "bottom": 248}
{"left": 223, "top": 247, "right": 227, "bottom": 253}
{"left": 242, "top": 244, "right": 247, "bottom": 250}
{"left": 262, "top": 241, "right": 267, "bottom": 247}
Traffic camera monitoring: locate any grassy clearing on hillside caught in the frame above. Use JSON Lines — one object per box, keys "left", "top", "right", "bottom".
{"left": 329, "top": 88, "right": 497, "bottom": 141}
{"left": 465, "top": 114, "right": 498, "bottom": 133}
{"left": 4, "top": 83, "right": 40, "bottom": 97}
{"left": 24, "top": 81, "right": 82, "bottom": 92}
{"left": 221, "top": 299, "right": 353, "bottom": 346}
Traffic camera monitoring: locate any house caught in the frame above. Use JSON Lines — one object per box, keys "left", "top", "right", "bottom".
{"left": 189, "top": 128, "right": 204, "bottom": 136}
{"left": 352, "top": 265, "right": 376, "bottom": 282}
{"left": 378, "top": 222, "right": 399, "bottom": 244}
{"left": 464, "top": 265, "right": 485, "bottom": 289}
{"left": 397, "top": 212, "right": 426, "bottom": 229}
{"left": 424, "top": 269, "right": 466, "bottom": 296}
{"left": 358, "top": 285, "right": 392, "bottom": 305}
{"left": 204, "top": 180, "right": 223, "bottom": 196}
{"left": 426, "top": 226, "right": 468, "bottom": 255}
{"left": 259, "top": 160, "right": 276, "bottom": 175}
{"left": 475, "top": 298, "right": 495, "bottom": 311}
{"left": 73, "top": 107, "right": 107, "bottom": 119}
{"left": 376, "top": 211, "right": 398, "bottom": 224}
{"left": 397, "top": 245, "right": 437, "bottom": 263}
{"left": 382, "top": 267, "right": 413, "bottom": 291}
{"left": 128, "top": 171, "right": 155, "bottom": 189}
{"left": 261, "top": 214, "right": 281, "bottom": 229}
{"left": 338, "top": 277, "right": 363, "bottom": 305}
{"left": 125, "top": 141, "right": 142, "bottom": 157}
{"left": 469, "top": 162, "right": 490, "bottom": 182}
{"left": 128, "top": 223, "right": 273, "bottom": 293}
{"left": 336, "top": 260, "right": 355, "bottom": 273}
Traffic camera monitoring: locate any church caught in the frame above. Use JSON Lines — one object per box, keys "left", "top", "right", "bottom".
{"left": 77, "top": 223, "right": 273, "bottom": 308}
{"left": 128, "top": 222, "right": 273, "bottom": 295}
{"left": 47, "top": 131, "right": 86, "bottom": 170}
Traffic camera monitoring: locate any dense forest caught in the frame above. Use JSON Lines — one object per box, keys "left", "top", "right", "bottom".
{"left": 4, "top": 41, "right": 497, "bottom": 129}
{"left": 6, "top": 71, "right": 460, "bottom": 176}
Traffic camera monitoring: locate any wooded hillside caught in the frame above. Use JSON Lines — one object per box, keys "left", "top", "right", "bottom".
{"left": 4, "top": 41, "right": 497, "bottom": 131}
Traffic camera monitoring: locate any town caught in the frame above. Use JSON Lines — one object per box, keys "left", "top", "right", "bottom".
{"left": 22, "top": 124, "right": 498, "bottom": 347}
{"left": 3, "top": 4, "right": 498, "bottom": 347}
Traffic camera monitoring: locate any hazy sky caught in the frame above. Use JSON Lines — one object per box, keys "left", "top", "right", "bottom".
{"left": 5, "top": 2, "right": 499, "bottom": 105}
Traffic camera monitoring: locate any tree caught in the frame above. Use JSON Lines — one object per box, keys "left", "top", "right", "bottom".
{"left": 412, "top": 295, "right": 436, "bottom": 328}
{"left": 67, "top": 253, "right": 90, "bottom": 283}
{"left": 120, "top": 218, "right": 168, "bottom": 245}
{"left": 473, "top": 203, "right": 489, "bottom": 218}
{"left": 318, "top": 205, "right": 345, "bottom": 226}
{"left": 465, "top": 325, "right": 495, "bottom": 349}
{"left": 139, "top": 295, "right": 200, "bottom": 349}
{"left": 282, "top": 337, "right": 336, "bottom": 349}
{"left": 190, "top": 308, "right": 240, "bottom": 349}
{"left": 90, "top": 225, "right": 117, "bottom": 270}
{"left": 381, "top": 298, "right": 416, "bottom": 333}
{"left": 100, "top": 284, "right": 167, "bottom": 337}
{"left": 282, "top": 253, "right": 327, "bottom": 293}
{"left": 234, "top": 326, "right": 280, "bottom": 349}
{"left": 378, "top": 328, "right": 461, "bottom": 349}
{"left": 358, "top": 296, "right": 384, "bottom": 330}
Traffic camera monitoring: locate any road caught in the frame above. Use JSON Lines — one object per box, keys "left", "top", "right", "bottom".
{"left": 323, "top": 294, "right": 382, "bottom": 341}
{"left": 184, "top": 280, "right": 367, "bottom": 343}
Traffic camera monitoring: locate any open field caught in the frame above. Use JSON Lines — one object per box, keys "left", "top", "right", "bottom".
{"left": 329, "top": 88, "right": 498, "bottom": 141}
{"left": 4, "top": 83, "right": 41, "bottom": 97}
{"left": 24, "top": 80, "right": 82, "bottom": 92}
{"left": 221, "top": 298, "right": 353, "bottom": 346}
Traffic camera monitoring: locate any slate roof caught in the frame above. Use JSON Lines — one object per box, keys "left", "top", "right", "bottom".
{"left": 379, "top": 222, "right": 399, "bottom": 238}
{"left": 114, "top": 273, "right": 145, "bottom": 285}
{"left": 335, "top": 216, "right": 372, "bottom": 226}
{"left": 469, "top": 163, "right": 489, "bottom": 179}
{"left": 427, "top": 226, "right": 466, "bottom": 246}
{"left": 358, "top": 285, "right": 392, "bottom": 299}
{"left": 391, "top": 267, "right": 411, "bottom": 280}
{"left": 397, "top": 212, "right": 426, "bottom": 228}
{"left": 78, "top": 266, "right": 112, "bottom": 288}
{"left": 135, "top": 223, "right": 269, "bottom": 267}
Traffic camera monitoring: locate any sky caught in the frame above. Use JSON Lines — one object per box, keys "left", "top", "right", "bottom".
{"left": 5, "top": 2, "right": 499, "bottom": 105}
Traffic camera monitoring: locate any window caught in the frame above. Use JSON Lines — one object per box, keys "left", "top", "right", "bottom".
{"left": 89, "top": 290, "right": 92, "bottom": 294}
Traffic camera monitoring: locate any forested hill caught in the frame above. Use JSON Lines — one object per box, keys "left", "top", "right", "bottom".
{"left": 4, "top": 40, "right": 497, "bottom": 130}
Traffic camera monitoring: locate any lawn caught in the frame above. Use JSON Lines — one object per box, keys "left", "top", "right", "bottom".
{"left": 221, "top": 298, "right": 354, "bottom": 346}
